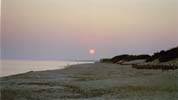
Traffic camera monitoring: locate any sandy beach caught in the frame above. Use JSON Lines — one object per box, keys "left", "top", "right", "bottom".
{"left": 1, "top": 63, "right": 178, "bottom": 100}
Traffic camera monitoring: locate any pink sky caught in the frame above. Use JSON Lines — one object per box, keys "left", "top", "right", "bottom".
{"left": 1, "top": 0, "right": 178, "bottom": 60}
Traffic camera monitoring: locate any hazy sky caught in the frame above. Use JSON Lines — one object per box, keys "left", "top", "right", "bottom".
{"left": 1, "top": 0, "right": 178, "bottom": 60}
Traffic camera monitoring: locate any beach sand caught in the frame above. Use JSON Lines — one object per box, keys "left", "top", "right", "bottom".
{"left": 1, "top": 63, "right": 178, "bottom": 100}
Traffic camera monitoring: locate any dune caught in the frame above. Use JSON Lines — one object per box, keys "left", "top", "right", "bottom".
{"left": 1, "top": 63, "right": 178, "bottom": 100}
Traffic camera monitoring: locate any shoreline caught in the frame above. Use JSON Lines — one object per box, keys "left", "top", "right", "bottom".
{"left": 0, "top": 60, "right": 93, "bottom": 77}
{"left": 1, "top": 63, "right": 178, "bottom": 100}
{"left": 0, "top": 63, "right": 91, "bottom": 78}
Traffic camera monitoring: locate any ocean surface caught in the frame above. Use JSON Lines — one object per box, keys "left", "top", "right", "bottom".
{"left": 0, "top": 60, "right": 93, "bottom": 77}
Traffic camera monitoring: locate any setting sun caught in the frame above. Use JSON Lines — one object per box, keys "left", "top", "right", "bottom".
{"left": 89, "top": 49, "right": 95, "bottom": 55}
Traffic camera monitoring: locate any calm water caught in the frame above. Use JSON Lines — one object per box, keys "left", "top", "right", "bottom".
{"left": 0, "top": 60, "right": 92, "bottom": 77}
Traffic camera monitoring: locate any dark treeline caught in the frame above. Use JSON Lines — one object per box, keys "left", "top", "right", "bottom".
{"left": 146, "top": 46, "right": 178, "bottom": 62}
{"left": 100, "top": 46, "right": 178, "bottom": 63}
{"left": 111, "top": 54, "right": 150, "bottom": 63}
{"left": 100, "top": 55, "right": 150, "bottom": 63}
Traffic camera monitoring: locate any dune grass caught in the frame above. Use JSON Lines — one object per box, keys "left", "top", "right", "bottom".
{"left": 1, "top": 63, "right": 177, "bottom": 100}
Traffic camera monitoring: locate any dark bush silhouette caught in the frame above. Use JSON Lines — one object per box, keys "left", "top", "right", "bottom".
{"left": 111, "top": 54, "right": 150, "bottom": 63}
{"left": 100, "top": 54, "right": 150, "bottom": 63}
{"left": 146, "top": 47, "right": 178, "bottom": 62}
{"left": 100, "top": 46, "right": 178, "bottom": 63}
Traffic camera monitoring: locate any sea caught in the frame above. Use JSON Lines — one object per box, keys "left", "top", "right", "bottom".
{"left": 0, "top": 60, "right": 93, "bottom": 77}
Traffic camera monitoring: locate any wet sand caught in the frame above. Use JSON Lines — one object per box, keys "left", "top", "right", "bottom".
{"left": 1, "top": 63, "right": 178, "bottom": 100}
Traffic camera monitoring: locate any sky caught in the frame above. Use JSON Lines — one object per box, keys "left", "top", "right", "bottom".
{"left": 1, "top": 0, "right": 178, "bottom": 60}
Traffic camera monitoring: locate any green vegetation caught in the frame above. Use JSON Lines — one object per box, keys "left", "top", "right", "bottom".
{"left": 1, "top": 62, "right": 177, "bottom": 100}
{"left": 60, "top": 84, "right": 177, "bottom": 99}
{"left": 100, "top": 58, "right": 113, "bottom": 63}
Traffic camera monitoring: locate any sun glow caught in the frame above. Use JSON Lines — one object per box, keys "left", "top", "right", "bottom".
{"left": 89, "top": 49, "right": 95, "bottom": 55}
